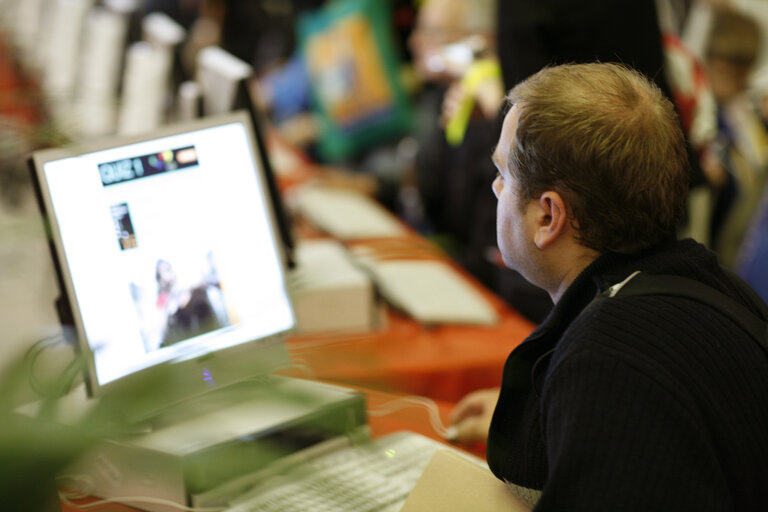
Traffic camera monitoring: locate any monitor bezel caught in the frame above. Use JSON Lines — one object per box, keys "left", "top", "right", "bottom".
{"left": 29, "top": 110, "right": 295, "bottom": 416}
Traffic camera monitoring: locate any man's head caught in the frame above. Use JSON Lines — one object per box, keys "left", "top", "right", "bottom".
{"left": 492, "top": 63, "right": 689, "bottom": 296}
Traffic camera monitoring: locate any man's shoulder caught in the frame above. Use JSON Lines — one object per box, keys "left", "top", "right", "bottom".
{"left": 554, "top": 283, "right": 765, "bottom": 381}
{"left": 561, "top": 289, "right": 736, "bottom": 354}
{"left": 547, "top": 239, "right": 767, "bottom": 370}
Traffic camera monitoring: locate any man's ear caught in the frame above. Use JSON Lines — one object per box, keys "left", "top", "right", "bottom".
{"left": 533, "top": 191, "right": 569, "bottom": 249}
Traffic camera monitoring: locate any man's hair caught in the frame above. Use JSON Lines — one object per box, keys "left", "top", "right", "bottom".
{"left": 505, "top": 62, "right": 689, "bottom": 254}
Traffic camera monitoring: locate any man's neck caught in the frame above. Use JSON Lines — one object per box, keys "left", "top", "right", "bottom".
{"left": 548, "top": 250, "right": 601, "bottom": 305}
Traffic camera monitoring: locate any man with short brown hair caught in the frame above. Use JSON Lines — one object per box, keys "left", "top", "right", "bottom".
{"left": 452, "top": 62, "right": 768, "bottom": 511}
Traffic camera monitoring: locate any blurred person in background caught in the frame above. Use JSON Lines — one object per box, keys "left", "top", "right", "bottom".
{"left": 408, "top": 0, "right": 554, "bottom": 324}
{"left": 682, "top": 0, "right": 768, "bottom": 93}
{"left": 700, "top": 7, "right": 768, "bottom": 267}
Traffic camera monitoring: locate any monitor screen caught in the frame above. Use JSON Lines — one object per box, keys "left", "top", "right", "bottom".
{"left": 30, "top": 111, "right": 295, "bottom": 410}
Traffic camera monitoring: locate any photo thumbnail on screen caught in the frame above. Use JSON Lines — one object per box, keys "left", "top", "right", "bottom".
{"left": 111, "top": 202, "right": 137, "bottom": 251}
{"left": 131, "top": 251, "right": 232, "bottom": 353}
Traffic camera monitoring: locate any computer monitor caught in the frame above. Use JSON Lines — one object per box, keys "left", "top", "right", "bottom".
{"left": 196, "top": 46, "right": 296, "bottom": 268}
{"left": 29, "top": 110, "right": 296, "bottom": 417}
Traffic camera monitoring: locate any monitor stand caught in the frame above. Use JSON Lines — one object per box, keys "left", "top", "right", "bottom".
{"left": 23, "top": 376, "right": 367, "bottom": 512}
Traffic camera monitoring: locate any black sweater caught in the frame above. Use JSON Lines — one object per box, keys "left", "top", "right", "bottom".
{"left": 487, "top": 238, "right": 768, "bottom": 511}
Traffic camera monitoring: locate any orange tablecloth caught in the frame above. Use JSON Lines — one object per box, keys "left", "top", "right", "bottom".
{"left": 283, "top": 268, "right": 535, "bottom": 403}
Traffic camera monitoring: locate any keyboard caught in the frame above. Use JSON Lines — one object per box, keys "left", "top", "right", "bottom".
{"left": 295, "top": 186, "right": 407, "bottom": 240}
{"left": 224, "top": 432, "right": 469, "bottom": 512}
{"left": 352, "top": 256, "right": 499, "bottom": 326}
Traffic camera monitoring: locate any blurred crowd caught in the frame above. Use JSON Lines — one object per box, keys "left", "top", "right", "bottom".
{"left": 2, "top": 0, "right": 768, "bottom": 323}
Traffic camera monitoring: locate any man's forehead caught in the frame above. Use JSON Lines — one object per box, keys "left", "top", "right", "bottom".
{"left": 505, "top": 103, "right": 521, "bottom": 125}
{"left": 491, "top": 144, "right": 504, "bottom": 169}
{"left": 493, "top": 105, "right": 520, "bottom": 169}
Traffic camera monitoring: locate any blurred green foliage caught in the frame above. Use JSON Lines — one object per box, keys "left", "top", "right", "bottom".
{"left": 0, "top": 343, "right": 173, "bottom": 512}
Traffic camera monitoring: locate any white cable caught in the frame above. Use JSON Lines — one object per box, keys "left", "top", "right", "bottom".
{"left": 367, "top": 396, "right": 454, "bottom": 439}
{"left": 287, "top": 359, "right": 316, "bottom": 379}
{"left": 57, "top": 474, "right": 96, "bottom": 500}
